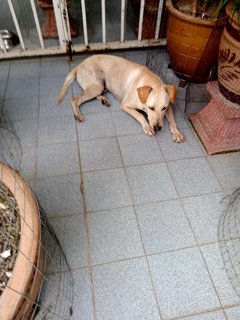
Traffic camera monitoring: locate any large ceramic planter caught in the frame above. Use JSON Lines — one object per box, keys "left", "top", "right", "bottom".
{"left": 166, "top": 1, "right": 225, "bottom": 83}
{"left": 0, "top": 162, "right": 43, "bottom": 320}
{"left": 218, "top": 3, "right": 240, "bottom": 104}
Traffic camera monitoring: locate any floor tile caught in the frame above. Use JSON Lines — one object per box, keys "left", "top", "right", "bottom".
{"left": 77, "top": 113, "right": 115, "bottom": 140}
{"left": 201, "top": 243, "right": 240, "bottom": 306}
{"left": 2, "top": 50, "right": 240, "bottom": 320}
{"left": 37, "top": 142, "right": 79, "bottom": 178}
{"left": 36, "top": 174, "right": 84, "bottom": 217}
{"left": 0, "top": 80, "right": 6, "bottom": 98}
{"left": 125, "top": 50, "right": 147, "bottom": 65}
{"left": 148, "top": 248, "right": 220, "bottom": 319}
{"left": 80, "top": 137, "right": 123, "bottom": 171}
{"left": 93, "top": 258, "right": 160, "bottom": 320}
{"left": 40, "top": 76, "right": 70, "bottom": 97}
{"left": 136, "top": 199, "right": 196, "bottom": 254}
{"left": 0, "top": 63, "right": 10, "bottom": 81}
{"left": 6, "top": 78, "right": 39, "bottom": 98}
{"left": 40, "top": 57, "right": 70, "bottom": 77}
{"left": 208, "top": 153, "right": 240, "bottom": 192}
{"left": 168, "top": 157, "right": 222, "bottom": 197}
{"left": 118, "top": 134, "right": 163, "bottom": 166}
{"left": 3, "top": 97, "right": 38, "bottom": 121}
{"left": 39, "top": 95, "right": 72, "bottom": 118}
{"left": 13, "top": 119, "right": 38, "bottom": 147}
{"left": 84, "top": 168, "right": 132, "bottom": 212}
{"left": 111, "top": 111, "right": 144, "bottom": 136}
{"left": 177, "top": 310, "right": 226, "bottom": 320}
{"left": 72, "top": 269, "right": 94, "bottom": 320}
{"left": 50, "top": 215, "right": 88, "bottom": 268}
{"left": 225, "top": 306, "right": 240, "bottom": 319}
{"left": 9, "top": 60, "right": 40, "bottom": 79}
{"left": 88, "top": 207, "right": 144, "bottom": 264}
{"left": 126, "top": 163, "right": 178, "bottom": 205}
{"left": 157, "top": 127, "right": 204, "bottom": 161}
{"left": 182, "top": 193, "right": 224, "bottom": 244}
{"left": 38, "top": 116, "right": 76, "bottom": 145}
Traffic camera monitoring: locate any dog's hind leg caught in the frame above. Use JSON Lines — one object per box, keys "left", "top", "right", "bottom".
{"left": 70, "top": 84, "right": 104, "bottom": 122}
{"left": 96, "top": 95, "right": 111, "bottom": 107}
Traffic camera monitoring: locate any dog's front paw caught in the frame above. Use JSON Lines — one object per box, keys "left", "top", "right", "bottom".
{"left": 142, "top": 123, "right": 155, "bottom": 136}
{"left": 172, "top": 130, "right": 184, "bottom": 143}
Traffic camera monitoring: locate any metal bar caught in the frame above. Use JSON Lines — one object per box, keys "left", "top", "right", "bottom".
{"left": 120, "top": 0, "right": 126, "bottom": 42}
{"left": 7, "top": 0, "right": 25, "bottom": 50}
{"left": 81, "top": 0, "right": 88, "bottom": 45}
{"left": 52, "top": 0, "right": 65, "bottom": 47}
{"left": 0, "top": 38, "right": 167, "bottom": 60}
{"left": 29, "top": 0, "right": 44, "bottom": 49}
{"left": 155, "top": 0, "right": 164, "bottom": 39}
{"left": 62, "top": 0, "right": 72, "bottom": 42}
{"left": 52, "top": 0, "right": 71, "bottom": 49}
{"left": 0, "top": 34, "right": 7, "bottom": 54}
{"left": 138, "top": 0, "right": 145, "bottom": 41}
{"left": 101, "top": 0, "right": 106, "bottom": 44}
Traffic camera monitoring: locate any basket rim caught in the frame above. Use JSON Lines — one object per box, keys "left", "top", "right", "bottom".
{"left": 0, "top": 161, "right": 40, "bottom": 319}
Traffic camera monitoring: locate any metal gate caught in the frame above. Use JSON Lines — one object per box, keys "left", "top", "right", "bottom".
{"left": 0, "top": 0, "right": 166, "bottom": 60}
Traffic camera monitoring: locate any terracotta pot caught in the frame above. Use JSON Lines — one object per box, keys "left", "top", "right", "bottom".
{"left": 38, "top": 0, "right": 77, "bottom": 39}
{"left": 218, "top": 3, "right": 240, "bottom": 104}
{"left": 129, "top": 0, "right": 164, "bottom": 39}
{"left": 166, "top": 1, "right": 225, "bottom": 83}
{"left": 0, "top": 162, "right": 43, "bottom": 320}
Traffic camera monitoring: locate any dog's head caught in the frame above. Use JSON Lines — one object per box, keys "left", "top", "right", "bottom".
{"left": 137, "top": 85, "right": 178, "bottom": 132}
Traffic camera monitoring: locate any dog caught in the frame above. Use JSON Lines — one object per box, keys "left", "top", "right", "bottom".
{"left": 57, "top": 54, "right": 184, "bottom": 142}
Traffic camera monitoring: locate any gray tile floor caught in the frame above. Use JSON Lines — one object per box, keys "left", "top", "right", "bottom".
{"left": 1, "top": 49, "right": 240, "bottom": 320}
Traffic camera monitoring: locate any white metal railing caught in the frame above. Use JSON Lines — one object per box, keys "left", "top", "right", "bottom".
{"left": 0, "top": 0, "right": 166, "bottom": 60}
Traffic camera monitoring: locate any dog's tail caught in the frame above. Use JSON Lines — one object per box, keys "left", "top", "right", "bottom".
{"left": 57, "top": 67, "right": 78, "bottom": 105}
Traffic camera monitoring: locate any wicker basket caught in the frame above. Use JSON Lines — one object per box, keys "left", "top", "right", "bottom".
{"left": 0, "top": 162, "right": 43, "bottom": 320}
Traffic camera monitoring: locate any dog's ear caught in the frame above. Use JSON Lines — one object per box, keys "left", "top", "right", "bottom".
{"left": 165, "top": 85, "right": 178, "bottom": 103}
{"left": 137, "top": 86, "right": 152, "bottom": 104}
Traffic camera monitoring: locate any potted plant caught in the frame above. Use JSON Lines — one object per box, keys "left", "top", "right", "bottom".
{"left": 166, "top": 0, "right": 226, "bottom": 83}
{"left": 187, "top": 1, "right": 240, "bottom": 154}
{"left": 217, "top": 0, "right": 240, "bottom": 103}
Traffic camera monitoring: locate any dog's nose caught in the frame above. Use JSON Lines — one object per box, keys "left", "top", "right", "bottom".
{"left": 155, "top": 125, "right": 162, "bottom": 131}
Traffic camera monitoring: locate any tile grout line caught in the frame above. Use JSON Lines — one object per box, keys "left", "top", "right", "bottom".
{"left": 73, "top": 92, "right": 98, "bottom": 320}
{"left": 44, "top": 189, "right": 224, "bottom": 217}
{"left": 110, "top": 110, "right": 164, "bottom": 320}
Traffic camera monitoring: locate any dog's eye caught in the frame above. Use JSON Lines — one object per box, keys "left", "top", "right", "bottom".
{"left": 149, "top": 106, "right": 154, "bottom": 110}
{"left": 162, "top": 107, "right": 167, "bottom": 111}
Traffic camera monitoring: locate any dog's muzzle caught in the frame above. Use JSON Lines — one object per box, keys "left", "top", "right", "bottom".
{"left": 154, "top": 125, "right": 162, "bottom": 131}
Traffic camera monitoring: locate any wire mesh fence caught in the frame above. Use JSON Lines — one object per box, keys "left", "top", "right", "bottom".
{"left": 219, "top": 188, "right": 240, "bottom": 298}
{"left": 0, "top": 105, "right": 74, "bottom": 319}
